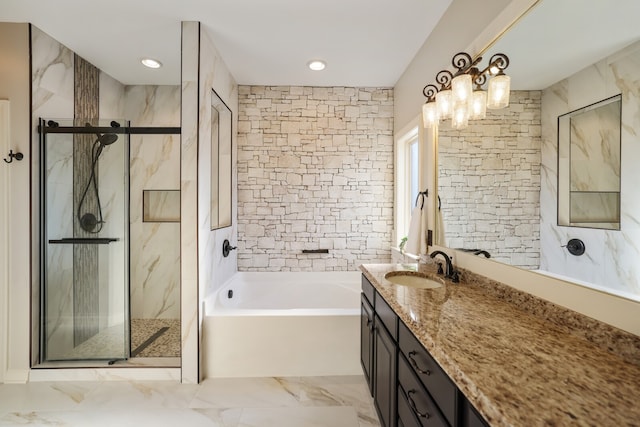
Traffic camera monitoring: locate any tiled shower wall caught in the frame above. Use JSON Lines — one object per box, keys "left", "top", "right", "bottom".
{"left": 437, "top": 91, "right": 542, "bottom": 269}
{"left": 237, "top": 86, "right": 394, "bottom": 271}
{"left": 126, "top": 86, "right": 181, "bottom": 320}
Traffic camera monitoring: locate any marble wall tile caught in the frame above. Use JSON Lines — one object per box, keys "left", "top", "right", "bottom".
{"left": 181, "top": 21, "right": 202, "bottom": 384}
{"left": 31, "top": 27, "right": 75, "bottom": 359}
{"left": 125, "top": 86, "right": 181, "bottom": 321}
{"left": 31, "top": 26, "right": 74, "bottom": 121}
{"left": 197, "top": 29, "right": 238, "bottom": 302}
{"left": 541, "top": 40, "right": 640, "bottom": 297}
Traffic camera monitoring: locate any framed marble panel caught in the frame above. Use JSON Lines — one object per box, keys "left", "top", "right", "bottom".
{"left": 210, "top": 88, "right": 232, "bottom": 230}
{"left": 558, "top": 94, "right": 621, "bottom": 230}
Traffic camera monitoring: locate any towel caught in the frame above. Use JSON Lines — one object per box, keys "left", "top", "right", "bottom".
{"left": 404, "top": 206, "right": 422, "bottom": 255}
{"left": 436, "top": 205, "right": 446, "bottom": 247}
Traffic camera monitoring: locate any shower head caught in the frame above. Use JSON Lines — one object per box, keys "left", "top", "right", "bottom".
{"left": 84, "top": 122, "right": 118, "bottom": 147}
{"left": 98, "top": 133, "right": 118, "bottom": 146}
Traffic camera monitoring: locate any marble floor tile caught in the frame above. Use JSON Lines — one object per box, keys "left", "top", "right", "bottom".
{"left": 190, "top": 377, "right": 299, "bottom": 408}
{"left": 275, "top": 376, "right": 379, "bottom": 426}
{"left": 0, "top": 409, "right": 225, "bottom": 427}
{"left": 0, "top": 375, "right": 379, "bottom": 427}
{"left": 0, "top": 382, "right": 99, "bottom": 412}
{"left": 236, "top": 406, "right": 359, "bottom": 427}
{"left": 79, "top": 380, "right": 201, "bottom": 410}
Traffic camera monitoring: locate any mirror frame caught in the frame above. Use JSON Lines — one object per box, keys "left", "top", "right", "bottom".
{"left": 210, "top": 88, "right": 233, "bottom": 230}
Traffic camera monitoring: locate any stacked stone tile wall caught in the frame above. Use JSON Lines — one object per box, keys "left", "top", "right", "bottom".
{"left": 237, "top": 86, "right": 394, "bottom": 271}
{"left": 438, "top": 91, "right": 542, "bottom": 269}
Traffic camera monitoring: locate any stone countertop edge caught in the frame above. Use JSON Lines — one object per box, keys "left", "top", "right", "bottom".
{"left": 359, "top": 262, "right": 640, "bottom": 427}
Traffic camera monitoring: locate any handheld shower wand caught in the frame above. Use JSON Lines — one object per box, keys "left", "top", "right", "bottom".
{"left": 77, "top": 124, "right": 119, "bottom": 233}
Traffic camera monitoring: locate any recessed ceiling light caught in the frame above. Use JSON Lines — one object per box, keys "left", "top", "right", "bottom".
{"left": 141, "top": 58, "right": 162, "bottom": 69}
{"left": 308, "top": 60, "right": 326, "bottom": 71}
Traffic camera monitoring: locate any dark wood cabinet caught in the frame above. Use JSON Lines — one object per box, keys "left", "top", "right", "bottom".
{"left": 361, "top": 273, "right": 490, "bottom": 427}
{"left": 399, "top": 322, "right": 457, "bottom": 426}
{"left": 361, "top": 294, "right": 374, "bottom": 396}
{"left": 397, "top": 352, "right": 449, "bottom": 427}
{"left": 374, "top": 313, "right": 397, "bottom": 427}
{"left": 459, "top": 395, "right": 489, "bottom": 427}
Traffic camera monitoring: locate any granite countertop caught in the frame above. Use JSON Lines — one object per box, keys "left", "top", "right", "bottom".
{"left": 360, "top": 263, "right": 640, "bottom": 427}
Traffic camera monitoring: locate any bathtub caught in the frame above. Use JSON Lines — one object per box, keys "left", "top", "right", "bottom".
{"left": 202, "top": 271, "right": 363, "bottom": 378}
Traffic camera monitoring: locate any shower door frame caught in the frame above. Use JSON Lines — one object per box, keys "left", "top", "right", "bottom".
{"left": 37, "top": 119, "right": 182, "bottom": 365}
{"left": 38, "top": 119, "right": 132, "bottom": 363}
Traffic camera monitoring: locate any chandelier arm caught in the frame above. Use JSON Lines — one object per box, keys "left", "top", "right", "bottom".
{"left": 473, "top": 73, "right": 487, "bottom": 87}
{"left": 487, "top": 53, "right": 510, "bottom": 72}
{"left": 435, "top": 70, "right": 453, "bottom": 90}
{"left": 422, "top": 84, "right": 439, "bottom": 102}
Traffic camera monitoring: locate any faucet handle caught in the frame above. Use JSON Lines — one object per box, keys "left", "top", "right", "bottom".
{"left": 449, "top": 270, "right": 460, "bottom": 283}
{"left": 436, "top": 262, "right": 444, "bottom": 275}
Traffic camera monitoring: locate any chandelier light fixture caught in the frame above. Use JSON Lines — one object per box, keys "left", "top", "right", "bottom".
{"left": 422, "top": 52, "right": 510, "bottom": 129}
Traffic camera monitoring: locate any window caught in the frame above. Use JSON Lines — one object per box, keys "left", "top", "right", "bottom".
{"left": 394, "top": 123, "right": 421, "bottom": 247}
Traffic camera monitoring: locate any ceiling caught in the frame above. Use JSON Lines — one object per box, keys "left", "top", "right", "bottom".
{"left": 0, "top": 0, "right": 452, "bottom": 87}
{"left": 490, "top": 0, "right": 640, "bottom": 90}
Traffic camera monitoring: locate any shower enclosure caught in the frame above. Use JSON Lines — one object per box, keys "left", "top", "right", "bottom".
{"left": 39, "top": 118, "right": 130, "bottom": 362}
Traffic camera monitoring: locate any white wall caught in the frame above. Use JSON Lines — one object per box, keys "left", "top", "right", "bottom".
{"left": 0, "top": 23, "right": 31, "bottom": 383}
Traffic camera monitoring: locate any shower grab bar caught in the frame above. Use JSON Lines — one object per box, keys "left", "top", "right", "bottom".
{"left": 48, "top": 237, "right": 119, "bottom": 245}
{"left": 302, "top": 249, "right": 329, "bottom": 254}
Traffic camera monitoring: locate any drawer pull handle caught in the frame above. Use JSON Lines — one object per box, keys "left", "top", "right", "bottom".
{"left": 408, "top": 351, "right": 431, "bottom": 376}
{"left": 407, "top": 389, "right": 430, "bottom": 419}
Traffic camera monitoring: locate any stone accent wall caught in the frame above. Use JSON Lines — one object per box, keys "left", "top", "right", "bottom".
{"left": 438, "top": 91, "right": 541, "bottom": 269}
{"left": 237, "top": 86, "right": 394, "bottom": 271}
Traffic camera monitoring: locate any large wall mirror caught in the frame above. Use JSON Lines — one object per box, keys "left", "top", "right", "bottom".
{"left": 211, "top": 88, "right": 233, "bottom": 230}
{"left": 436, "top": 0, "right": 640, "bottom": 301}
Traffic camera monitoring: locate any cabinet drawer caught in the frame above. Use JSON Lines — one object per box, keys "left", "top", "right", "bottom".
{"left": 398, "top": 354, "right": 449, "bottom": 427}
{"left": 399, "top": 322, "right": 456, "bottom": 425}
{"left": 375, "top": 292, "right": 398, "bottom": 340}
{"left": 397, "top": 385, "right": 422, "bottom": 427}
{"left": 362, "top": 275, "right": 375, "bottom": 306}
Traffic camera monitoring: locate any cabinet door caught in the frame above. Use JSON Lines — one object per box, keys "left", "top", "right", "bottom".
{"left": 374, "top": 315, "right": 397, "bottom": 427}
{"left": 460, "top": 395, "right": 489, "bottom": 427}
{"left": 361, "top": 294, "right": 375, "bottom": 395}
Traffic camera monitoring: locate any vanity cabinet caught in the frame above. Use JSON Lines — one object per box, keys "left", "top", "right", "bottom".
{"left": 362, "top": 275, "right": 397, "bottom": 427}
{"left": 398, "top": 322, "right": 456, "bottom": 425}
{"left": 374, "top": 293, "right": 398, "bottom": 427}
{"left": 361, "top": 274, "right": 488, "bottom": 427}
{"left": 361, "top": 293, "right": 374, "bottom": 395}
{"left": 397, "top": 352, "right": 448, "bottom": 427}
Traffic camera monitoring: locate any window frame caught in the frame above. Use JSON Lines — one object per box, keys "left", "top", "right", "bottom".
{"left": 394, "top": 118, "right": 423, "bottom": 249}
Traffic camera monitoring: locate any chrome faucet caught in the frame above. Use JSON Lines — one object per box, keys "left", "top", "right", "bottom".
{"left": 429, "top": 250, "right": 459, "bottom": 282}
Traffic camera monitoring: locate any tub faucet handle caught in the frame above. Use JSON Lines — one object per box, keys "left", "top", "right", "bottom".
{"left": 222, "top": 239, "right": 237, "bottom": 257}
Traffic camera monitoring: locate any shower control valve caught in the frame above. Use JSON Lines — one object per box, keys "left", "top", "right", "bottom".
{"left": 222, "top": 239, "right": 237, "bottom": 257}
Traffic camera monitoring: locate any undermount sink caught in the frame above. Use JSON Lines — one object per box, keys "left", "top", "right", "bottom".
{"left": 384, "top": 271, "right": 444, "bottom": 289}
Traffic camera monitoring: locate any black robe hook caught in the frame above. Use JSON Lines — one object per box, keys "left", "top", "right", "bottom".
{"left": 3, "top": 150, "right": 23, "bottom": 164}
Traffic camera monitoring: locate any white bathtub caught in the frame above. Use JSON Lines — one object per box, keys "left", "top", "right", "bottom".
{"left": 203, "top": 271, "right": 363, "bottom": 378}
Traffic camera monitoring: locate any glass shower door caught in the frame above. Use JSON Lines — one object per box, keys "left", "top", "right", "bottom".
{"left": 40, "top": 118, "right": 129, "bottom": 362}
